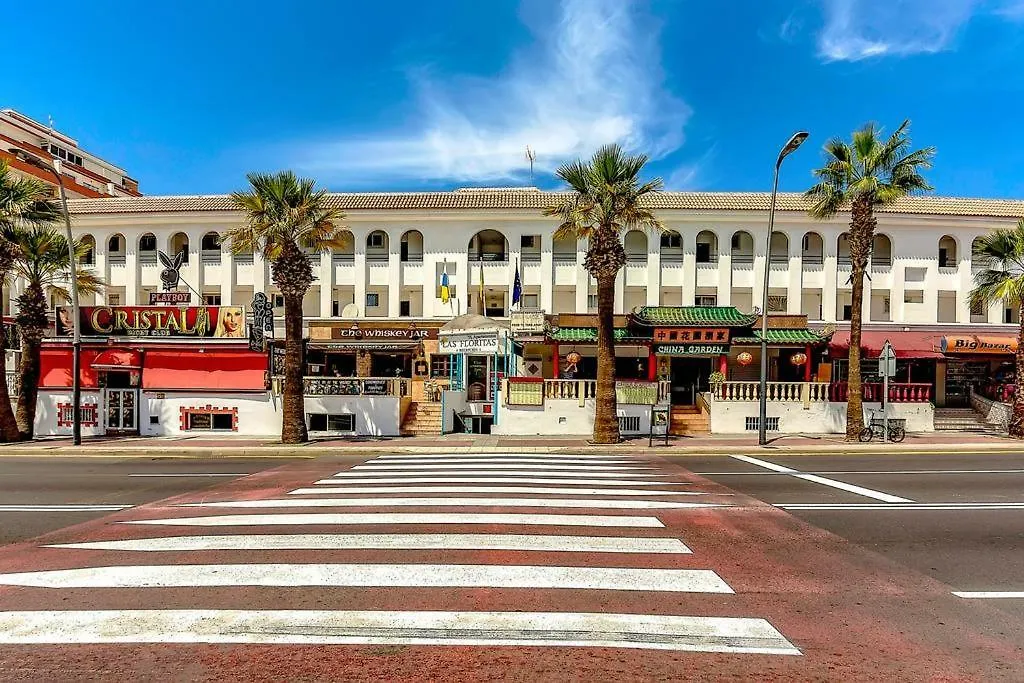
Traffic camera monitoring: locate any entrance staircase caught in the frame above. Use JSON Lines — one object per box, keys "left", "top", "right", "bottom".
{"left": 669, "top": 405, "right": 710, "bottom": 436}
{"left": 933, "top": 407, "right": 998, "bottom": 433}
{"left": 400, "top": 401, "right": 442, "bottom": 436}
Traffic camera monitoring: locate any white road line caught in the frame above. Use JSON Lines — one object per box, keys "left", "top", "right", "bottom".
{"left": 177, "top": 498, "right": 722, "bottom": 510}
{"left": 362, "top": 458, "right": 638, "bottom": 466}
{"left": 730, "top": 455, "right": 912, "bottom": 503}
{"left": 0, "top": 610, "right": 801, "bottom": 654}
{"left": 314, "top": 477, "right": 684, "bottom": 486}
{"left": 0, "top": 505, "right": 131, "bottom": 512}
{"left": 47, "top": 534, "right": 693, "bottom": 554}
{"left": 128, "top": 473, "right": 249, "bottom": 478}
{"left": 371, "top": 453, "right": 630, "bottom": 459}
{"left": 952, "top": 591, "right": 1024, "bottom": 599}
{"left": 695, "top": 469, "right": 1024, "bottom": 476}
{"left": 288, "top": 486, "right": 707, "bottom": 497}
{"left": 778, "top": 503, "right": 1024, "bottom": 510}
{"left": 0, "top": 564, "right": 734, "bottom": 593}
{"left": 331, "top": 470, "right": 668, "bottom": 479}
{"left": 123, "top": 513, "right": 665, "bottom": 528}
{"left": 349, "top": 464, "right": 657, "bottom": 472}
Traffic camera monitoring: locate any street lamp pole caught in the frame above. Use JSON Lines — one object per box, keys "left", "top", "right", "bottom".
{"left": 758, "top": 131, "right": 809, "bottom": 446}
{"left": 9, "top": 149, "right": 82, "bottom": 445}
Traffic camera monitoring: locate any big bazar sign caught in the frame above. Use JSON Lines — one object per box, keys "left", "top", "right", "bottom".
{"left": 57, "top": 306, "right": 246, "bottom": 338}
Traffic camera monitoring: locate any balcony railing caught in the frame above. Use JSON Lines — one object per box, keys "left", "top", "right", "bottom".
{"left": 234, "top": 253, "right": 254, "bottom": 264}
{"left": 714, "top": 381, "right": 829, "bottom": 405}
{"left": 553, "top": 253, "right": 577, "bottom": 263}
{"left": 506, "top": 378, "right": 670, "bottom": 407}
{"left": 201, "top": 251, "right": 222, "bottom": 264}
{"left": 828, "top": 382, "right": 932, "bottom": 403}
{"left": 273, "top": 376, "right": 409, "bottom": 397}
{"left": 139, "top": 252, "right": 158, "bottom": 265}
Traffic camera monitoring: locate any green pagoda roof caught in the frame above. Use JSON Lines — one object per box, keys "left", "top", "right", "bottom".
{"left": 548, "top": 327, "right": 636, "bottom": 342}
{"left": 632, "top": 306, "right": 759, "bottom": 327}
{"left": 731, "top": 329, "right": 831, "bottom": 345}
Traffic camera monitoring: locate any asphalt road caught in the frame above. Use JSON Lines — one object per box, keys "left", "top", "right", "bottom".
{"left": 0, "top": 456, "right": 307, "bottom": 544}
{"left": 0, "top": 450, "right": 1021, "bottom": 679}
{"left": 681, "top": 451, "right": 1024, "bottom": 620}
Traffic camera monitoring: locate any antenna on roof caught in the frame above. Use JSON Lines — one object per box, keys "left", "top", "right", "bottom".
{"left": 525, "top": 146, "right": 536, "bottom": 184}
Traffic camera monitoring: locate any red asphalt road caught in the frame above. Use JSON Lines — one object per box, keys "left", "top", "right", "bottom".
{"left": 0, "top": 456, "right": 1021, "bottom": 681}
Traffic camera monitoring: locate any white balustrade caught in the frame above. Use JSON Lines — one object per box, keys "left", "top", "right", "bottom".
{"left": 714, "top": 381, "right": 830, "bottom": 409}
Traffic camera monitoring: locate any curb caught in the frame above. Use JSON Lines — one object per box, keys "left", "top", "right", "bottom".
{"left": 0, "top": 443, "right": 1021, "bottom": 458}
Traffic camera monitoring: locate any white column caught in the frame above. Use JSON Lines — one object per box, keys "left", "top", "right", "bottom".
{"left": 94, "top": 236, "right": 109, "bottom": 305}
{"left": 956, "top": 258, "right": 972, "bottom": 323}
{"left": 253, "top": 250, "right": 269, "bottom": 299}
{"left": 422, "top": 254, "right": 436, "bottom": 319}
{"left": 540, "top": 233, "right": 554, "bottom": 313}
{"left": 717, "top": 250, "right": 732, "bottom": 306}
{"left": 125, "top": 235, "right": 139, "bottom": 305}
{"left": 646, "top": 243, "right": 661, "bottom": 306}
{"left": 861, "top": 260, "right": 873, "bottom": 322}
{"left": 319, "top": 251, "right": 333, "bottom": 317}
{"left": 751, "top": 251, "right": 767, "bottom": 316}
{"left": 614, "top": 268, "right": 625, "bottom": 314}
{"left": 353, "top": 232, "right": 367, "bottom": 318}
{"left": 891, "top": 257, "right": 906, "bottom": 323}
{"left": 681, "top": 231, "right": 696, "bottom": 306}
{"left": 388, "top": 234, "right": 401, "bottom": 318}
{"left": 187, "top": 231, "right": 203, "bottom": 301}
{"left": 787, "top": 252, "right": 801, "bottom": 314}
{"left": 822, "top": 238, "right": 838, "bottom": 323}
{"left": 922, "top": 263, "right": 938, "bottom": 325}
{"left": 574, "top": 238, "right": 588, "bottom": 313}
{"left": 454, "top": 251, "right": 469, "bottom": 317}
{"left": 507, "top": 246, "right": 521, "bottom": 316}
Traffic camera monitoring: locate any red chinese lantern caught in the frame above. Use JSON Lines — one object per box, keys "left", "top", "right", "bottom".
{"left": 790, "top": 352, "right": 808, "bottom": 366}
{"left": 736, "top": 352, "right": 754, "bottom": 366}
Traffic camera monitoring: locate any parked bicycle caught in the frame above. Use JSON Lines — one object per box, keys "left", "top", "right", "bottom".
{"left": 858, "top": 411, "right": 906, "bottom": 443}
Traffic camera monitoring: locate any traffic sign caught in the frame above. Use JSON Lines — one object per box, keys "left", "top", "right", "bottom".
{"left": 879, "top": 340, "right": 897, "bottom": 378}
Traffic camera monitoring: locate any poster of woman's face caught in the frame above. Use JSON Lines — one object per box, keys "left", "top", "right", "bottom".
{"left": 214, "top": 306, "right": 244, "bottom": 338}
{"left": 56, "top": 307, "right": 74, "bottom": 336}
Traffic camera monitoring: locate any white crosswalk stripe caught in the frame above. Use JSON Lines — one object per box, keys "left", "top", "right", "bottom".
{"left": 176, "top": 497, "right": 724, "bottom": 510}
{"left": 48, "top": 534, "right": 694, "bottom": 554}
{"left": 288, "top": 486, "right": 708, "bottom": 496}
{"left": 0, "top": 452, "right": 799, "bottom": 656}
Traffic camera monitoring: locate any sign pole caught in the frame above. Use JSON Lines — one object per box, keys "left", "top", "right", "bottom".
{"left": 880, "top": 340, "right": 896, "bottom": 445}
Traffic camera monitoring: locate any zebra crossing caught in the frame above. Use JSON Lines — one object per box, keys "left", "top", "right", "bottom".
{"left": 0, "top": 452, "right": 800, "bottom": 656}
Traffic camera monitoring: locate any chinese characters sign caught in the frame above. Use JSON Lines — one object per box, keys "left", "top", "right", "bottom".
{"left": 57, "top": 306, "right": 246, "bottom": 338}
{"left": 653, "top": 327, "right": 730, "bottom": 343}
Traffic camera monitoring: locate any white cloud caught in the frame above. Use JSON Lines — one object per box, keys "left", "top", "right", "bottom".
{"left": 294, "top": 0, "right": 690, "bottom": 186}
{"left": 817, "top": 0, "right": 1024, "bottom": 62}
{"left": 818, "top": 0, "right": 978, "bottom": 61}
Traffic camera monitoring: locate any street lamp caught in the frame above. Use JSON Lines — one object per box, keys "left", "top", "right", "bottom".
{"left": 758, "top": 131, "right": 809, "bottom": 446}
{"left": 9, "top": 148, "right": 82, "bottom": 445}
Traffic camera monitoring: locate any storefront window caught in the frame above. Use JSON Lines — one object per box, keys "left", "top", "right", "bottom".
{"left": 371, "top": 353, "right": 411, "bottom": 377}
{"left": 430, "top": 354, "right": 453, "bottom": 378}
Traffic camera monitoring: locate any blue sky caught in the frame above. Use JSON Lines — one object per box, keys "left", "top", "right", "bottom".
{"left": 5, "top": 0, "right": 1024, "bottom": 197}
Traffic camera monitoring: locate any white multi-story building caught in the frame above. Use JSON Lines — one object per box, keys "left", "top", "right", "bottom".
{"left": 44, "top": 188, "right": 1023, "bottom": 328}
{"left": 19, "top": 188, "right": 1024, "bottom": 440}
{"left": 0, "top": 108, "right": 140, "bottom": 199}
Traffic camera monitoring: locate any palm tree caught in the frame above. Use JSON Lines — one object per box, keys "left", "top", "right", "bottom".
{"left": 970, "top": 221, "right": 1024, "bottom": 438}
{"left": 225, "top": 171, "right": 346, "bottom": 444}
{"left": 805, "top": 121, "right": 934, "bottom": 440}
{"left": 0, "top": 161, "right": 55, "bottom": 441}
{"left": 1, "top": 225, "right": 104, "bottom": 438}
{"left": 543, "top": 144, "right": 664, "bottom": 444}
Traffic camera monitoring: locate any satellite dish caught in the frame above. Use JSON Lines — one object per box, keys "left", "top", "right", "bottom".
{"left": 341, "top": 303, "right": 360, "bottom": 318}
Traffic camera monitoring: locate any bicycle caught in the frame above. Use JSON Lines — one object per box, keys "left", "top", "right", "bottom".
{"left": 858, "top": 412, "right": 906, "bottom": 443}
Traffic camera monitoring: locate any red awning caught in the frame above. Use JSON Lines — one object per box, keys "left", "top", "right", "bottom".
{"left": 91, "top": 348, "right": 142, "bottom": 370}
{"left": 142, "top": 349, "right": 266, "bottom": 391}
{"left": 829, "top": 330, "right": 944, "bottom": 359}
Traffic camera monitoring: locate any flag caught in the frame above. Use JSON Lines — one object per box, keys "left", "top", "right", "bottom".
{"left": 512, "top": 258, "right": 522, "bottom": 309}
{"left": 439, "top": 261, "right": 450, "bottom": 304}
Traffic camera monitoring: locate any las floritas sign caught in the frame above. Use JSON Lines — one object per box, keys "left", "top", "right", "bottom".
{"left": 439, "top": 334, "right": 502, "bottom": 355}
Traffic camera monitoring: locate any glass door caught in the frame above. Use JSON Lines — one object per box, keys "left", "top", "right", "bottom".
{"left": 105, "top": 389, "right": 138, "bottom": 432}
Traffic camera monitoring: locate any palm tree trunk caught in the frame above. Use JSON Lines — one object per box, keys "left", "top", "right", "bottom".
{"left": 15, "top": 333, "right": 40, "bottom": 439}
{"left": 845, "top": 197, "right": 876, "bottom": 441}
{"left": 592, "top": 272, "right": 619, "bottom": 444}
{"left": 0, "top": 284, "right": 21, "bottom": 441}
{"left": 280, "top": 292, "right": 308, "bottom": 444}
{"left": 1010, "top": 303, "right": 1024, "bottom": 438}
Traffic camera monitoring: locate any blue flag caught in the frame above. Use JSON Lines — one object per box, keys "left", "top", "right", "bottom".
{"left": 512, "top": 259, "right": 522, "bottom": 309}
{"left": 440, "top": 261, "right": 450, "bottom": 304}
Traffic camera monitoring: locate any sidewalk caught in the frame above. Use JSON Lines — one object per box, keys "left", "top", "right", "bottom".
{"left": 0, "top": 430, "right": 1020, "bottom": 457}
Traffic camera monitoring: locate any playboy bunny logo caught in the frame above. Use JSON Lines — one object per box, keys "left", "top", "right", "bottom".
{"left": 158, "top": 250, "right": 185, "bottom": 291}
